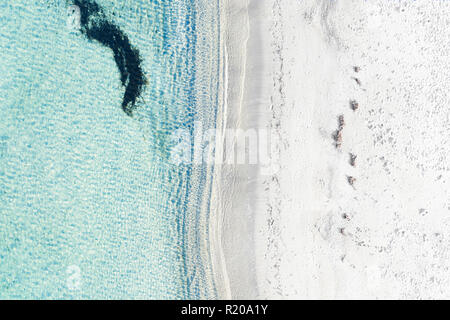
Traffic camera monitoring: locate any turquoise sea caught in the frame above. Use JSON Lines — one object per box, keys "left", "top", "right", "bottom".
{"left": 0, "top": 0, "right": 220, "bottom": 299}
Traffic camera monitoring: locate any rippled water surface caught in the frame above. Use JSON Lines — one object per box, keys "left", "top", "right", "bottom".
{"left": 0, "top": 0, "right": 219, "bottom": 299}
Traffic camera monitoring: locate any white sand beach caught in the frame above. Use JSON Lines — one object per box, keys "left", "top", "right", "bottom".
{"left": 213, "top": 0, "right": 450, "bottom": 299}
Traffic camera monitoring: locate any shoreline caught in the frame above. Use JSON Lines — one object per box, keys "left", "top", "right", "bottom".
{"left": 182, "top": 0, "right": 223, "bottom": 299}
{"left": 210, "top": 0, "right": 274, "bottom": 299}
{"left": 209, "top": 0, "right": 252, "bottom": 299}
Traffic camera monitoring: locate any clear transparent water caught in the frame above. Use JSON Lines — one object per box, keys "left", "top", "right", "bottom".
{"left": 0, "top": 0, "right": 220, "bottom": 299}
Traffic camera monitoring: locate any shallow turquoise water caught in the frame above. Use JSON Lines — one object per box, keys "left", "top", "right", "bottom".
{"left": 0, "top": 0, "right": 220, "bottom": 299}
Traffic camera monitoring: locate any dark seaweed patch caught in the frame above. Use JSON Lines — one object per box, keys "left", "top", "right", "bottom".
{"left": 73, "top": 0, "right": 146, "bottom": 116}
